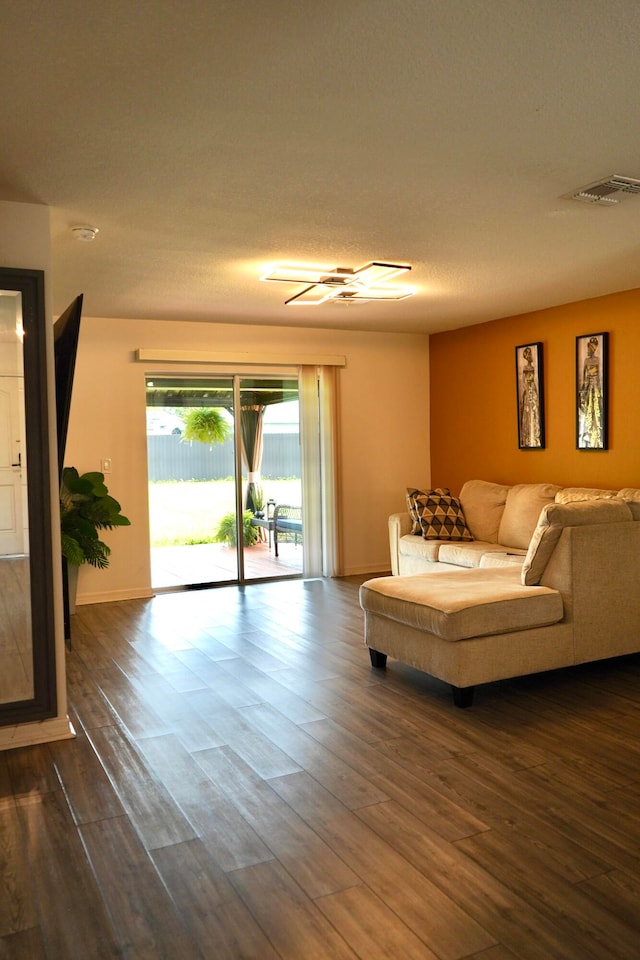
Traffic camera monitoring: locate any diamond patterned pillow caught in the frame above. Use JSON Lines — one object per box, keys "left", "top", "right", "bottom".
{"left": 406, "top": 487, "right": 450, "bottom": 534}
{"left": 416, "top": 492, "right": 473, "bottom": 542}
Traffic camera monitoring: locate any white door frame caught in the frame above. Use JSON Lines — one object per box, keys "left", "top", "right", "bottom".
{"left": 0, "top": 376, "right": 26, "bottom": 556}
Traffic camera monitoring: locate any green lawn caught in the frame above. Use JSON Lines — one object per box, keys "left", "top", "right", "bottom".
{"left": 148, "top": 479, "right": 302, "bottom": 546}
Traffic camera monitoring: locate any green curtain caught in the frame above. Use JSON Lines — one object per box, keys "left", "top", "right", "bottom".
{"left": 241, "top": 404, "right": 265, "bottom": 511}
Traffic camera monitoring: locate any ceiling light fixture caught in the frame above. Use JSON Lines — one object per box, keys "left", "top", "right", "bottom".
{"left": 260, "top": 260, "right": 414, "bottom": 305}
{"left": 71, "top": 225, "right": 99, "bottom": 241}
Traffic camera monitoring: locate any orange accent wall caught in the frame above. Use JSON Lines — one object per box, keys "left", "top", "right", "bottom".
{"left": 430, "top": 287, "right": 640, "bottom": 494}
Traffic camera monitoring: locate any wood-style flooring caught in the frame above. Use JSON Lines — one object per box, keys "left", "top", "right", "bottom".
{"left": 1, "top": 574, "right": 640, "bottom": 959}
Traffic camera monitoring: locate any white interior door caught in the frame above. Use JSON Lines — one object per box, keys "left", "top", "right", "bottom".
{"left": 0, "top": 377, "right": 25, "bottom": 556}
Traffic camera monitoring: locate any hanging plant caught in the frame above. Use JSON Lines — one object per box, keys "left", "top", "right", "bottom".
{"left": 182, "top": 408, "right": 231, "bottom": 446}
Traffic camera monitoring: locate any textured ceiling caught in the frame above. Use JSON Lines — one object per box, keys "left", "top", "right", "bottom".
{"left": 2, "top": 0, "right": 640, "bottom": 334}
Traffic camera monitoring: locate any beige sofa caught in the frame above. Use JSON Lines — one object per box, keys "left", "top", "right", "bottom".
{"left": 390, "top": 479, "right": 633, "bottom": 576}
{"left": 361, "top": 481, "right": 640, "bottom": 707}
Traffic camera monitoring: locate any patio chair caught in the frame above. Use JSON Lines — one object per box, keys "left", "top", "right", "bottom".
{"left": 273, "top": 504, "right": 302, "bottom": 557}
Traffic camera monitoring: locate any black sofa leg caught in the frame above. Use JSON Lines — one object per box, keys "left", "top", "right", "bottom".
{"left": 369, "top": 649, "right": 387, "bottom": 669}
{"left": 452, "top": 685, "right": 474, "bottom": 708}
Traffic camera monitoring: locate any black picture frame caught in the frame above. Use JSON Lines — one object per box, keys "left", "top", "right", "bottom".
{"left": 515, "top": 342, "right": 545, "bottom": 449}
{"left": 576, "top": 332, "right": 608, "bottom": 450}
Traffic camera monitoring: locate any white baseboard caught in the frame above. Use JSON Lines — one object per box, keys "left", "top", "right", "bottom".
{"left": 0, "top": 715, "right": 76, "bottom": 752}
{"left": 76, "top": 587, "right": 155, "bottom": 605}
{"left": 341, "top": 564, "right": 392, "bottom": 576}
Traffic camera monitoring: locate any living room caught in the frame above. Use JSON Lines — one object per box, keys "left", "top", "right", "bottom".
{"left": 2, "top": 3, "right": 640, "bottom": 956}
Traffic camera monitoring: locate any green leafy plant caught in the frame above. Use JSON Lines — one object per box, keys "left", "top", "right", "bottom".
{"left": 60, "top": 467, "right": 131, "bottom": 568}
{"left": 214, "top": 510, "right": 259, "bottom": 547}
{"left": 182, "top": 408, "right": 231, "bottom": 445}
{"left": 251, "top": 484, "right": 265, "bottom": 513}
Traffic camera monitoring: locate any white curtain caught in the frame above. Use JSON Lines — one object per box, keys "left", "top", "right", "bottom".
{"left": 318, "top": 365, "right": 340, "bottom": 577}
{"left": 299, "top": 365, "right": 340, "bottom": 578}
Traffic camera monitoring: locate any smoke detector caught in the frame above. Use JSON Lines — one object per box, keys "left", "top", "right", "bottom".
{"left": 563, "top": 175, "right": 640, "bottom": 205}
{"left": 71, "top": 225, "right": 99, "bottom": 241}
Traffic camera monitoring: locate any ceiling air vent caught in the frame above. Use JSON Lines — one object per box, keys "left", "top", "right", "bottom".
{"left": 563, "top": 175, "right": 640, "bottom": 205}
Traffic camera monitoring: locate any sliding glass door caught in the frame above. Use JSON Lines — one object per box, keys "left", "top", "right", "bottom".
{"left": 146, "top": 375, "right": 304, "bottom": 588}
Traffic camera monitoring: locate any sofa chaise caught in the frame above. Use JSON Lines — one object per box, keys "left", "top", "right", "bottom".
{"left": 360, "top": 481, "right": 640, "bottom": 706}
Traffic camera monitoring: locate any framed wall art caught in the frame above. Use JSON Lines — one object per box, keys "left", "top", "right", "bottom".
{"left": 576, "top": 332, "right": 608, "bottom": 450}
{"left": 515, "top": 342, "right": 545, "bottom": 449}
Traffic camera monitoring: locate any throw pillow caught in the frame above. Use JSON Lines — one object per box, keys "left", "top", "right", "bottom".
{"left": 406, "top": 487, "right": 450, "bottom": 534}
{"left": 415, "top": 492, "right": 473, "bottom": 542}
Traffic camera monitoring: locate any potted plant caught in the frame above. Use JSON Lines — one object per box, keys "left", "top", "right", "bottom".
{"left": 251, "top": 484, "right": 266, "bottom": 518}
{"left": 60, "top": 467, "right": 131, "bottom": 569}
{"left": 214, "top": 510, "right": 259, "bottom": 547}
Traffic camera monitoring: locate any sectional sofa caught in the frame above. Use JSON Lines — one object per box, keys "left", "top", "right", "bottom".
{"left": 360, "top": 481, "right": 640, "bottom": 706}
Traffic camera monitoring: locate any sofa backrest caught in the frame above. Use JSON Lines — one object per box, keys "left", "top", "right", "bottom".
{"left": 555, "top": 486, "right": 618, "bottom": 503}
{"left": 521, "top": 498, "right": 634, "bottom": 585}
{"left": 459, "top": 480, "right": 509, "bottom": 543}
{"left": 497, "top": 483, "right": 561, "bottom": 550}
{"left": 617, "top": 487, "right": 640, "bottom": 502}
{"left": 450, "top": 479, "right": 640, "bottom": 550}
{"left": 540, "top": 517, "right": 640, "bottom": 663}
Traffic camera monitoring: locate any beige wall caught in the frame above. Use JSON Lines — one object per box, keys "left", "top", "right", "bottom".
{"left": 430, "top": 287, "right": 640, "bottom": 494}
{"left": 67, "top": 317, "right": 430, "bottom": 601}
{"left": 0, "top": 201, "right": 51, "bottom": 277}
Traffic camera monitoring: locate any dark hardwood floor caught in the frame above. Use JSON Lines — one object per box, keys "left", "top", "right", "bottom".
{"left": 2, "top": 575, "right": 640, "bottom": 959}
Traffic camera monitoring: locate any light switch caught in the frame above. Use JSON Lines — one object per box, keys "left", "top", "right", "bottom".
{"left": 101, "top": 458, "right": 112, "bottom": 473}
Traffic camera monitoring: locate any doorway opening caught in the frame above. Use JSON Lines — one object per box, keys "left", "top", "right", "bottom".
{"left": 146, "top": 375, "right": 307, "bottom": 588}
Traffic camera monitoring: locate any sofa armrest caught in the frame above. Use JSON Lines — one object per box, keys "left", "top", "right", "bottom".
{"left": 389, "top": 512, "right": 412, "bottom": 575}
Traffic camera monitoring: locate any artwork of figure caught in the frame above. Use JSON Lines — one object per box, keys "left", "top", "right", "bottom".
{"left": 519, "top": 345, "right": 542, "bottom": 447}
{"left": 578, "top": 336, "right": 604, "bottom": 448}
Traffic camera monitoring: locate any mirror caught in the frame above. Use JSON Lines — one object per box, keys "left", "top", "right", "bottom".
{"left": 0, "top": 268, "right": 56, "bottom": 725}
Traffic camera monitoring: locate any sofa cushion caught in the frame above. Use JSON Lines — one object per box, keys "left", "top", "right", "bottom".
{"left": 399, "top": 534, "right": 442, "bottom": 562}
{"left": 360, "top": 568, "right": 563, "bottom": 642}
{"left": 438, "top": 541, "right": 503, "bottom": 568}
{"left": 556, "top": 487, "right": 618, "bottom": 503}
{"left": 459, "top": 480, "right": 510, "bottom": 543}
{"left": 498, "top": 483, "right": 561, "bottom": 550}
{"left": 522, "top": 499, "right": 634, "bottom": 586}
{"left": 416, "top": 492, "right": 473, "bottom": 542}
{"left": 406, "top": 487, "right": 450, "bottom": 534}
{"left": 479, "top": 550, "right": 527, "bottom": 569}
